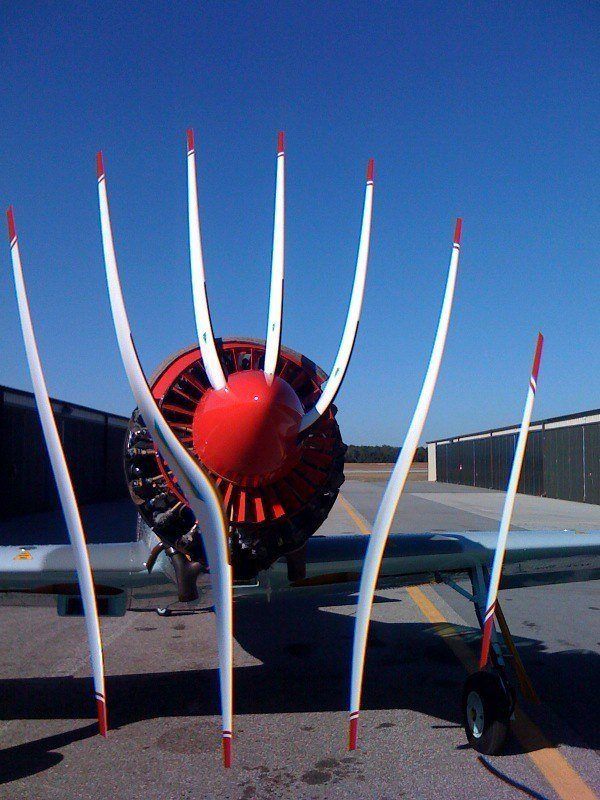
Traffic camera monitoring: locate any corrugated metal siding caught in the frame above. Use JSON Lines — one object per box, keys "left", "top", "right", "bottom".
{"left": 0, "top": 386, "right": 129, "bottom": 519}
{"left": 519, "top": 428, "right": 543, "bottom": 496}
{"left": 584, "top": 423, "right": 600, "bottom": 504}
{"left": 474, "top": 436, "right": 492, "bottom": 488}
{"left": 436, "top": 442, "right": 448, "bottom": 483}
{"left": 490, "top": 434, "right": 510, "bottom": 491}
{"left": 105, "top": 421, "right": 129, "bottom": 500}
{"left": 435, "top": 419, "right": 600, "bottom": 505}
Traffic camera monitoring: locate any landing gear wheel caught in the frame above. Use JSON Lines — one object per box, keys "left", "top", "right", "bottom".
{"left": 462, "top": 671, "right": 511, "bottom": 755}
{"left": 156, "top": 607, "right": 172, "bottom": 617}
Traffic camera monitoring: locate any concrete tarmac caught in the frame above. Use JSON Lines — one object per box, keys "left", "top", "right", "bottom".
{"left": 0, "top": 476, "right": 598, "bottom": 799}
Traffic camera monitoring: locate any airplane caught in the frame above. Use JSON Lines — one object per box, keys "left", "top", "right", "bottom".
{"left": 3, "top": 133, "right": 599, "bottom": 768}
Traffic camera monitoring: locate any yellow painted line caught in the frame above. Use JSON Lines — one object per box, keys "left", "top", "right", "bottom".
{"left": 337, "top": 493, "right": 371, "bottom": 536}
{"left": 338, "top": 491, "right": 599, "bottom": 800}
{"left": 512, "top": 713, "right": 599, "bottom": 800}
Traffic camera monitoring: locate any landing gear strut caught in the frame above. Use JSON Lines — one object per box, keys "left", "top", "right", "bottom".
{"left": 462, "top": 565, "right": 519, "bottom": 754}
{"left": 437, "top": 566, "right": 530, "bottom": 755}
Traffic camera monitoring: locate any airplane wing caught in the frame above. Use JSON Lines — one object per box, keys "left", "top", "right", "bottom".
{"left": 2, "top": 528, "right": 598, "bottom": 598}
{"left": 246, "top": 529, "right": 600, "bottom": 595}
{"left": 0, "top": 541, "right": 161, "bottom": 594}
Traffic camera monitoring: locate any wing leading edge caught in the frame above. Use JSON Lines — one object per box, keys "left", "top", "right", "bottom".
{"left": 1, "top": 530, "right": 598, "bottom": 595}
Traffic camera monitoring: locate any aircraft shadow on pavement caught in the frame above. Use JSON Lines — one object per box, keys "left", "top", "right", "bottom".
{"left": 0, "top": 592, "right": 597, "bottom": 785}
{"left": 0, "top": 724, "right": 97, "bottom": 784}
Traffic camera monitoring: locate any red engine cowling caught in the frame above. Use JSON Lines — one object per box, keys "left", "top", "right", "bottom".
{"left": 124, "top": 338, "right": 346, "bottom": 579}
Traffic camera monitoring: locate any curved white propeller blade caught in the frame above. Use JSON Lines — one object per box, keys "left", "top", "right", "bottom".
{"left": 7, "top": 207, "right": 108, "bottom": 737}
{"left": 96, "top": 155, "right": 234, "bottom": 767}
{"left": 348, "top": 219, "right": 462, "bottom": 750}
{"left": 187, "top": 129, "right": 227, "bottom": 391}
{"left": 480, "top": 332, "right": 544, "bottom": 668}
{"left": 263, "top": 131, "right": 285, "bottom": 381}
{"left": 299, "top": 159, "right": 374, "bottom": 432}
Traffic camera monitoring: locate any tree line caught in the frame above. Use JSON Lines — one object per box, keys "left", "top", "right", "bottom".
{"left": 345, "top": 445, "right": 428, "bottom": 463}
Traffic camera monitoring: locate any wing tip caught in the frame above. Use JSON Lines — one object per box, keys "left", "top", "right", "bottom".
{"left": 453, "top": 217, "right": 462, "bottom": 245}
{"left": 277, "top": 131, "right": 285, "bottom": 154}
{"left": 6, "top": 206, "right": 16, "bottom": 244}
{"left": 187, "top": 128, "right": 195, "bottom": 153}
{"left": 366, "top": 158, "right": 374, "bottom": 183}
{"left": 96, "top": 151, "right": 105, "bottom": 180}
{"left": 97, "top": 697, "right": 108, "bottom": 737}
{"left": 222, "top": 731, "right": 232, "bottom": 767}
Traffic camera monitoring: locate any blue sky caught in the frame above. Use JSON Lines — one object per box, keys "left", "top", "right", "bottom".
{"left": 1, "top": 2, "right": 598, "bottom": 444}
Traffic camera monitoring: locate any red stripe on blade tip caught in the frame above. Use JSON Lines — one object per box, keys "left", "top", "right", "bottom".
{"left": 277, "top": 131, "right": 285, "bottom": 153}
{"left": 187, "top": 129, "right": 195, "bottom": 153}
{"left": 453, "top": 218, "right": 462, "bottom": 245}
{"left": 97, "top": 698, "right": 108, "bottom": 737}
{"left": 348, "top": 715, "right": 359, "bottom": 750}
{"left": 479, "top": 616, "right": 494, "bottom": 669}
{"left": 6, "top": 207, "right": 16, "bottom": 243}
{"left": 96, "top": 152, "right": 105, "bottom": 180}
{"left": 366, "top": 158, "right": 374, "bottom": 182}
{"left": 531, "top": 333, "right": 544, "bottom": 382}
{"left": 222, "top": 733, "right": 232, "bottom": 768}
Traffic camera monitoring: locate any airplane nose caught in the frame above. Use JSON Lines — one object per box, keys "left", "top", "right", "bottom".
{"left": 192, "top": 369, "right": 304, "bottom": 486}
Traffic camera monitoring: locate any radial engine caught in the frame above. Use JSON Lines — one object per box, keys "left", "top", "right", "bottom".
{"left": 125, "top": 339, "right": 346, "bottom": 588}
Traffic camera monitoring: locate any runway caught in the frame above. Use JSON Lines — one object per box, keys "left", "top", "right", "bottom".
{"left": 0, "top": 474, "right": 598, "bottom": 799}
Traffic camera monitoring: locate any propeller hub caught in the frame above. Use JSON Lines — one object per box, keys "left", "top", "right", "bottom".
{"left": 192, "top": 370, "right": 304, "bottom": 486}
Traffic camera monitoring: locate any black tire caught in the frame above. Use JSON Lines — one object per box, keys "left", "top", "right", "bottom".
{"left": 462, "top": 671, "right": 511, "bottom": 755}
